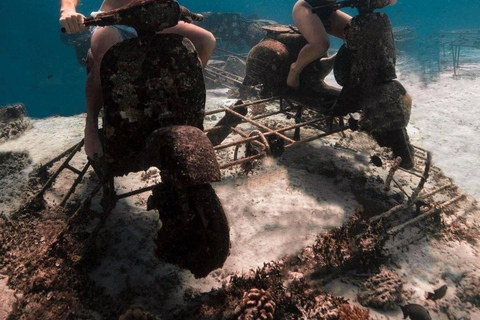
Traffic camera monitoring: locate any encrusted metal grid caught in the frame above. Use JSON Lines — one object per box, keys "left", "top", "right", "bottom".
{"left": 203, "top": 96, "right": 350, "bottom": 169}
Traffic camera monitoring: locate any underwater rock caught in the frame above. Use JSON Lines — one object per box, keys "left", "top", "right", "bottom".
{"left": 0, "top": 151, "right": 33, "bottom": 216}
{"left": 0, "top": 104, "right": 31, "bottom": 143}
{"left": 457, "top": 272, "right": 480, "bottom": 307}
{"left": 357, "top": 267, "right": 403, "bottom": 310}
{"left": 0, "top": 103, "right": 26, "bottom": 123}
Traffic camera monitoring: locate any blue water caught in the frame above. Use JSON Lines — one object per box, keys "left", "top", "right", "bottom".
{"left": 0, "top": 0, "right": 477, "bottom": 118}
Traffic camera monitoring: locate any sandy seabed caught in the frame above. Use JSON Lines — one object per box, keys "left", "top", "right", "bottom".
{"left": 0, "top": 58, "right": 480, "bottom": 319}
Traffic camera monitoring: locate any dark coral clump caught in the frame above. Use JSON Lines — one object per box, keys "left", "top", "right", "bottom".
{"left": 357, "top": 267, "right": 403, "bottom": 310}
{"left": 310, "top": 209, "right": 388, "bottom": 275}
{"left": 338, "top": 304, "right": 373, "bottom": 320}
{"left": 191, "top": 261, "right": 353, "bottom": 320}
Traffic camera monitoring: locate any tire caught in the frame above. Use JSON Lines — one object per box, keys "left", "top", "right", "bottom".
{"left": 150, "top": 183, "right": 230, "bottom": 278}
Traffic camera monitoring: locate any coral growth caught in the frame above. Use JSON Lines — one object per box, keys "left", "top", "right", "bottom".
{"left": 357, "top": 266, "right": 403, "bottom": 310}
{"left": 237, "top": 288, "right": 276, "bottom": 320}
{"left": 310, "top": 209, "right": 387, "bottom": 275}
{"left": 188, "top": 207, "right": 390, "bottom": 319}
{"left": 338, "top": 304, "right": 373, "bottom": 320}
{"left": 0, "top": 120, "right": 32, "bottom": 142}
{"left": 118, "top": 306, "right": 158, "bottom": 320}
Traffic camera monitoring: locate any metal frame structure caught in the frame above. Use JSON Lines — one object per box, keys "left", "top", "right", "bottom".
{"left": 25, "top": 91, "right": 433, "bottom": 215}
{"left": 21, "top": 48, "right": 467, "bottom": 241}
{"left": 436, "top": 29, "right": 480, "bottom": 76}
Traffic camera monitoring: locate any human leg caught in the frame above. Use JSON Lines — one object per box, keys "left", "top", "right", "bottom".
{"left": 85, "top": 26, "right": 122, "bottom": 159}
{"left": 160, "top": 21, "right": 216, "bottom": 67}
{"left": 326, "top": 10, "right": 352, "bottom": 39}
{"left": 312, "top": 10, "right": 352, "bottom": 81}
{"left": 287, "top": 0, "right": 330, "bottom": 88}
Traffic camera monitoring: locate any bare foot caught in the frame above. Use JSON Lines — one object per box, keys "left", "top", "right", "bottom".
{"left": 286, "top": 63, "right": 301, "bottom": 89}
{"left": 84, "top": 120, "right": 103, "bottom": 159}
{"left": 318, "top": 54, "right": 337, "bottom": 80}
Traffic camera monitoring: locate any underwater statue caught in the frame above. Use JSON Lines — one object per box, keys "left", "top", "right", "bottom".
{"left": 332, "top": 0, "right": 414, "bottom": 169}
{"left": 63, "top": 0, "right": 231, "bottom": 278}
{"left": 243, "top": 0, "right": 415, "bottom": 169}
{"left": 243, "top": 24, "right": 340, "bottom": 107}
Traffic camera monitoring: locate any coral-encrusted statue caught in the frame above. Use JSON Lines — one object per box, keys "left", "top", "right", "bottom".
{"left": 84, "top": 0, "right": 230, "bottom": 278}
{"left": 332, "top": 0, "right": 415, "bottom": 169}
{"left": 243, "top": 25, "right": 340, "bottom": 108}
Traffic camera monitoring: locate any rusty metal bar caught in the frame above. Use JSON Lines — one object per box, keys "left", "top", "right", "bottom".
{"left": 41, "top": 140, "right": 83, "bottom": 169}
{"left": 33, "top": 140, "right": 85, "bottom": 200}
{"left": 392, "top": 177, "right": 412, "bottom": 202}
{"left": 219, "top": 106, "right": 296, "bottom": 143}
{"left": 413, "top": 145, "right": 429, "bottom": 153}
{"left": 205, "top": 97, "right": 279, "bottom": 116}
{"left": 250, "top": 107, "right": 295, "bottom": 121}
{"left": 65, "top": 164, "right": 83, "bottom": 175}
{"left": 116, "top": 185, "right": 156, "bottom": 200}
{"left": 60, "top": 160, "right": 92, "bottom": 207}
{"left": 219, "top": 152, "right": 267, "bottom": 169}
{"left": 204, "top": 66, "right": 244, "bottom": 85}
{"left": 419, "top": 183, "right": 456, "bottom": 199}
{"left": 387, "top": 194, "right": 465, "bottom": 236}
{"left": 49, "top": 181, "right": 105, "bottom": 252}
{"left": 206, "top": 65, "right": 244, "bottom": 82}
{"left": 409, "top": 151, "right": 432, "bottom": 203}
{"left": 284, "top": 97, "right": 338, "bottom": 111}
{"left": 384, "top": 157, "right": 402, "bottom": 191}
{"left": 206, "top": 106, "right": 307, "bottom": 135}
{"left": 229, "top": 127, "right": 268, "bottom": 152}
{"left": 212, "top": 115, "right": 340, "bottom": 152}
{"left": 371, "top": 203, "right": 409, "bottom": 223}
{"left": 204, "top": 75, "right": 232, "bottom": 88}
{"left": 283, "top": 126, "right": 350, "bottom": 146}
{"left": 398, "top": 168, "right": 425, "bottom": 179}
